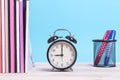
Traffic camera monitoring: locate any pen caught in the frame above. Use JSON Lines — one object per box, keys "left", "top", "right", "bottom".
{"left": 94, "top": 30, "right": 110, "bottom": 65}
{"left": 104, "top": 30, "right": 116, "bottom": 66}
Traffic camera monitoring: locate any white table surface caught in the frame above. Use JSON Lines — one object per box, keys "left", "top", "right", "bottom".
{"left": 0, "top": 63, "right": 120, "bottom": 80}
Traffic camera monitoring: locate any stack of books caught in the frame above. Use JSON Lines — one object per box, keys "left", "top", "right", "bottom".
{"left": 0, "top": 0, "right": 33, "bottom": 73}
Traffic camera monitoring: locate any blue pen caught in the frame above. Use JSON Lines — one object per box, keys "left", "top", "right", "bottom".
{"left": 104, "top": 30, "right": 116, "bottom": 66}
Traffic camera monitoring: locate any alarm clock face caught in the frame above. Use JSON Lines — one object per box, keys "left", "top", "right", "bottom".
{"left": 47, "top": 40, "right": 77, "bottom": 70}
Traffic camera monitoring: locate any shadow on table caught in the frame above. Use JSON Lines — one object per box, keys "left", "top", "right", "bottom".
{"left": 37, "top": 68, "right": 73, "bottom": 72}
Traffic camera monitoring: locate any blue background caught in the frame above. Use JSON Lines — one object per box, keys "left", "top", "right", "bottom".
{"left": 29, "top": 0, "right": 120, "bottom": 62}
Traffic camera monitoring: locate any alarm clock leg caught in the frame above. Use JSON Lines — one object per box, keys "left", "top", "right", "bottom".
{"left": 69, "top": 67, "right": 73, "bottom": 71}
{"left": 51, "top": 67, "right": 55, "bottom": 71}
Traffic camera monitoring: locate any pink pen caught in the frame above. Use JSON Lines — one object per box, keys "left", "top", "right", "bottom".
{"left": 20, "top": 0, "right": 24, "bottom": 73}
{"left": 94, "top": 30, "right": 110, "bottom": 65}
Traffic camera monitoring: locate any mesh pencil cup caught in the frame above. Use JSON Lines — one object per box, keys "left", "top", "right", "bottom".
{"left": 92, "top": 40, "right": 116, "bottom": 67}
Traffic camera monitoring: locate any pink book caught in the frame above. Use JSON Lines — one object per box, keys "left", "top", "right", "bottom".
{"left": 5, "top": 0, "right": 9, "bottom": 73}
{"left": 10, "top": 0, "right": 15, "bottom": 73}
{"left": 0, "top": 0, "right": 2, "bottom": 73}
{"left": 20, "top": 0, "right": 24, "bottom": 73}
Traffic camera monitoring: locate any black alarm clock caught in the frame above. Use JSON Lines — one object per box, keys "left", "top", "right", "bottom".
{"left": 47, "top": 29, "right": 77, "bottom": 71}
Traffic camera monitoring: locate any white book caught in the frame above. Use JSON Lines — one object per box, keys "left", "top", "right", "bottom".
{"left": 25, "top": 0, "right": 34, "bottom": 73}
{"left": 27, "top": 36, "right": 35, "bottom": 72}
{"left": 2, "top": 0, "right": 5, "bottom": 73}
{"left": 5, "top": 0, "right": 9, "bottom": 73}
{"left": 16, "top": 0, "right": 20, "bottom": 73}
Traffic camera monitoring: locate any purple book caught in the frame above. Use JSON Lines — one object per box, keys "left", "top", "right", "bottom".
{"left": 19, "top": 0, "right": 24, "bottom": 73}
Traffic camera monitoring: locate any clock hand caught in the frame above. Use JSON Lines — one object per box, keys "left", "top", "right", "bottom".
{"left": 54, "top": 54, "right": 62, "bottom": 56}
{"left": 61, "top": 44, "right": 63, "bottom": 56}
{"left": 61, "top": 44, "right": 64, "bottom": 62}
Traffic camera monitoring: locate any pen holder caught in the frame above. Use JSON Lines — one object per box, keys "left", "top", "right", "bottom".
{"left": 92, "top": 40, "right": 117, "bottom": 67}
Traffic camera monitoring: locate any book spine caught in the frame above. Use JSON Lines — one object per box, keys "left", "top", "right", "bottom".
{"left": 5, "top": 0, "right": 9, "bottom": 73}
{"left": 2, "top": 0, "right": 5, "bottom": 73}
{"left": 20, "top": 0, "right": 24, "bottom": 73}
{"left": 23, "top": 0, "right": 26, "bottom": 73}
{"left": 10, "top": 0, "right": 15, "bottom": 73}
{"left": 25, "top": 0, "right": 29, "bottom": 72}
{"left": 16, "top": 0, "right": 20, "bottom": 73}
{"left": 0, "top": 0, "right": 2, "bottom": 73}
